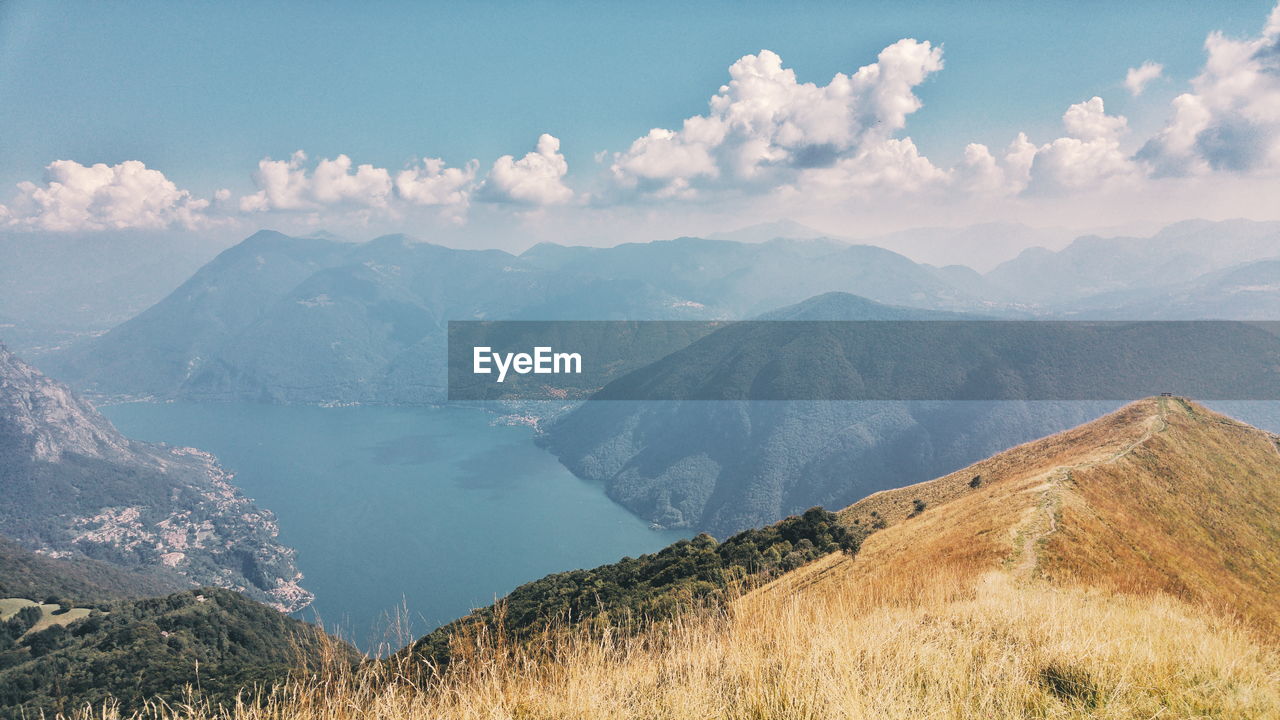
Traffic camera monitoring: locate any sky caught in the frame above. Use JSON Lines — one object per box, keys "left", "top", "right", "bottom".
{"left": 2, "top": 0, "right": 1280, "bottom": 248}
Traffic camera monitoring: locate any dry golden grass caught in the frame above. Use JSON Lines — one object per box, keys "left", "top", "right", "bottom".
{"left": 62, "top": 398, "right": 1280, "bottom": 719}
{"left": 71, "top": 569, "right": 1280, "bottom": 720}
{"left": 1042, "top": 399, "right": 1280, "bottom": 633}
{"left": 832, "top": 397, "right": 1280, "bottom": 632}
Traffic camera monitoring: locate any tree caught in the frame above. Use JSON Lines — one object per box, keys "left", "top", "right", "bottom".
{"left": 23, "top": 625, "right": 67, "bottom": 657}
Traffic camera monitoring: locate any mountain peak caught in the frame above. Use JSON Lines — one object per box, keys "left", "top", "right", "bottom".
{"left": 826, "top": 396, "right": 1280, "bottom": 631}
{"left": 0, "top": 344, "right": 129, "bottom": 462}
{"left": 240, "top": 228, "right": 293, "bottom": 244}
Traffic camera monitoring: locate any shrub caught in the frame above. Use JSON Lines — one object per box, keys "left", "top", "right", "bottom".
{"left": 1040, "top": 662, "right": 1099, "bottom": 707}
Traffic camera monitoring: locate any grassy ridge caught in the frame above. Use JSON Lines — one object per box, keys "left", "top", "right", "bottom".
{"left": 1042, "top": 397, "right": 1280, "bottom": 632}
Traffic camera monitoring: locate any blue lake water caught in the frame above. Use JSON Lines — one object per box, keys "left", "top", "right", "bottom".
{"left": 101, "top": 402, "right": 687, "bottom": 652}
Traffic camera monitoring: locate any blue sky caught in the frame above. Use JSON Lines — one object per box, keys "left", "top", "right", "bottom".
{"left": 2, "top": 1, "right": 1280, "bottom": 244}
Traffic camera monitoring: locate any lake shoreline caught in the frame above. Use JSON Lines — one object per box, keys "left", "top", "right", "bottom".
{"left": 101, "top": 401, "right": 688, "bottom": 652}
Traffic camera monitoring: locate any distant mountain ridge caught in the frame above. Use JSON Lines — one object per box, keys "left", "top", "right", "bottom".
{"left": 864, "top": 221, "right": 1077, "bottom": 272}
{"left": 1063, "top": 258, "right": 1280, "bottom": 319}
{"left": 46, "top": 231, "right": 989, "bottom": 404}
{"left": 0, "top": 345, "right": 310, "bottom": 611}
{"left": 705, "top": 219, "right": 831, "bottom": 243}
{"left": 705, "top": 220, "right": 1077, "bottom": 271}
{"left": 986, "top": 218, "right": 1280, "bottom": 305}
{"left": 42, "top": 219, "right": 1280, "bottom": 405}
{"left": 0, "top": 230, "right": 235, "bottom": 358}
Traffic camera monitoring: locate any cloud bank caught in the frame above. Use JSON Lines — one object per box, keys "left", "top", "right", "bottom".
{"left": 239, "top": 152, "right": 393, "bottom": 213}
{"left": 4, "top": 3, "right": 1280, "bottom": 234}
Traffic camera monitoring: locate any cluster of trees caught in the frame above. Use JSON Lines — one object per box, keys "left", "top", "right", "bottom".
{"left": 0, "top": 588, "right": 355, "bottom": 720}
{"left": 0, "top": 606, "right": 43, "bottom": 654}
{"left": 0, "top": 532, "right": 183, "bottom": 607}
{"left": 412, "top": 507, "right": 863, "bottom": 667}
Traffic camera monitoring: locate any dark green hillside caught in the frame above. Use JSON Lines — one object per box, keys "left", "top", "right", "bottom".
{"left": 541, "top": 293, "right": 1129, "bottom": 535}
{"left": 0, "top": 535, "right": 183, "bottom": 605}
{"left": 410, "top": 507, "right": 860, "bottom": 668}
{"left": 0, "top": 588, "right": 357, "bottom": 720}
{"left": 590, "top": 316, "right": 1280, "bottom": 402}
{"left": 543, "top": 291, "right": 1280, "bottom": 535}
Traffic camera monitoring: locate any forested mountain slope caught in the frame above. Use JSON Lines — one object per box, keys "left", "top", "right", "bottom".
{"left": 0, "top": 345, "right": 309, "bottom": 611}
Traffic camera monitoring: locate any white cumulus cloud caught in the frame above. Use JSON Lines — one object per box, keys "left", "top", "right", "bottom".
{"left": 1125, "top": 61, "right": 1164, "bottom": 96}
{"left": 478, "top": 134, "right": 574, "bottom": 205}
{"left": 957, "top": 98, "right": 1137, "bottom": 196}
{"left": 240, "top": 152, "right": 394, "bottom": 212}
{"left": 953, "top": 133, "right": 1037, "bottom": 196}
{"left": 606, "top": 41, "right": 945, "bottom": 200}
{"left": 788, "top": 137, "right": 948, "bottom": 200}
{"left": 1061, "top": 96, "right": 1128, "bottom": 141}
{"left": 0, "top": 160, "right": 211, "bottom": 231}
{"left": 1139, "top": 4, "right": 1280, "bottom": 175}
{"left": 395, "top": 157, "right": 479, "bottom": 207}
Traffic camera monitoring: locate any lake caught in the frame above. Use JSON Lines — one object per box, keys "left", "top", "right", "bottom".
{"left": 101, "top": 402, "right": 688, "bottom": 652}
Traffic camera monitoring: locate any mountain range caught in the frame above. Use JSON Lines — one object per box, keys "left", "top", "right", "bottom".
{"left": 26, "top": 219, "right": 1280, "bottom": 540}
{"left": 985, "top": 218, "right": 1280, "bottom": 308}
{"left": 39, "top": 219, "right": 1280, "bottom": 407}
{"left": 43, "top": 230, "right": 990, "bottom": 404}
{"left": 707, "top": 219, "right": 1078, "bottom": 271}
{"left": 540, "top": 293, "right": 1138, "bottom": 535}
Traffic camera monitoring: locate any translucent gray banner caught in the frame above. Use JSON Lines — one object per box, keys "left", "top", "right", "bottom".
{"left": 447, "top": 320, "right": 1280, "bottom": 401}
